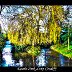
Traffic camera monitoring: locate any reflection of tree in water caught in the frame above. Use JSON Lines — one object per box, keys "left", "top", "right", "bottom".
{"left": 24, "top": 55, "right": 33, "bottom": 67}
{"left": 0, "top": 53, "right": 1, "bottom": 66}
{"left": 47, "top": 56, "right": 59, "bottom": 67}
{"left": 14, "top": 52, "right": 37, "bottom": 67}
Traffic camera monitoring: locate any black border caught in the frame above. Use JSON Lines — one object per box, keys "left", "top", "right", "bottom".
{"left": 0, "top": 0, "right": 72, "bottom": 5}
{"left": 0, "top": 1, "right": 72, "bottom": 72}
{"left": 1, "top": 67, "right": 72, "bottom": 72}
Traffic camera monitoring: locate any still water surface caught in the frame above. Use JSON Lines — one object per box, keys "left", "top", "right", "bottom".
{"left": 1, "top": 41, "right": 72, "bottom": 67}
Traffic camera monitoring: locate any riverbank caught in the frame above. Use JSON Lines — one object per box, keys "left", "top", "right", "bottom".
{"left": 51, "top": 44, "right": 72, "bottom": 59}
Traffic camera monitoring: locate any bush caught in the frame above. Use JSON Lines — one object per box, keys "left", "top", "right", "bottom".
{"left": 0, "top": 33, "right": 5, "bottom": 51}
{"left": 14, "top": 44, "right": 26, "bottom": 52}
{"left": 26, "top": 46, "right": 41, "bottom": 56}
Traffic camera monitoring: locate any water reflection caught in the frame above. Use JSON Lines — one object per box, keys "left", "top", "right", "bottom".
{"left": 19, "top": 59, "right": 23, "bottom": 67}
{"left": 59, "top": 54, "right": 65, "bottom": 66}
{"left": 2, "top": 41, "right": 23, "bottom": 67}
{"left": 36, "top": 49, "right": 48, "bottom": 67}
{"left": 2, "top": 41, "right": 13, "bottom": 67}
{"left": 2, "top": 40, "right": 72, "bottom": 67}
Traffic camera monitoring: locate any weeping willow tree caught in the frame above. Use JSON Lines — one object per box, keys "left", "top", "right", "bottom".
{"left": 7, "top": 5, "right": 65, "bottom": 66}
{"left": 8, "top": 5, "right": 64, "bottom": 46}
{"left": 7, "top": 6, "right": 40, "bottom": 66}
{"left": 35, "top": 5, "right": 64, "bottom": 45}
{"left": 46, "top": 6, "right": 65, "bottom": 45}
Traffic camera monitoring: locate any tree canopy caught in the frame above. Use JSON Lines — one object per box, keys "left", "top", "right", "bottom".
{"left": 7, "top": 5, "right": 65, "bottom": 46}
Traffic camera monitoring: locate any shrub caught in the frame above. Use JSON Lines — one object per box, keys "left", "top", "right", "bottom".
{"left": 0, "top": 33, "right": 5, "bottom": 51}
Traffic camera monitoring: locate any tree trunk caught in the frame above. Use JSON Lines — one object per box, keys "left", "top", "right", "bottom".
{"left": 32, "top": 40, "right": 35, "bottom": 67}
{"left": 32, "top": 55, "right": 35, "bottom": 67}
{"left": 68, "top": 37, "right": 69, "bottom": 50}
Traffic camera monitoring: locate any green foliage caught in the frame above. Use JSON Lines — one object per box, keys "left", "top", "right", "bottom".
{"left": 61, "top": 33, "right": 68, "bottom": 41}
{"left": 69, "top": 33, "right": 72, "bottom": 44}
{"left": 3, "top": 33, "right": 7, "bottom": 38}
{"left": 0, "top": 33, "right": 5, "bottom": 51}
{"left": 26, "top": 46, "right": 41, "bottom": 56}
{"left": 14, "top": 44, "right": 26, "bottom": 52}
{"left": 60, "top": 27, "right": 72, "bottom": 45}
{"left": 51, "top": 45, "right": 72, "bottom": 58}
{"left": 70, "top": 41, "right": 72, "bottom": 45}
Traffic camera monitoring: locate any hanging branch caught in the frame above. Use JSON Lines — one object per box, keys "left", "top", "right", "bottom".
{"left": 67, "top": 6, "right": 70, "bottom": 50}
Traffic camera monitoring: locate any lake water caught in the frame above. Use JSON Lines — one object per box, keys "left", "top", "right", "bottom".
{"left": 1, "top": 41, "right": 72, "bottom": 67}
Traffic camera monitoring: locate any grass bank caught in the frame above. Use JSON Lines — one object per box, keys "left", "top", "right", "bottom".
{"left": 51, "top": 44, "right": 72, "bottom": 59}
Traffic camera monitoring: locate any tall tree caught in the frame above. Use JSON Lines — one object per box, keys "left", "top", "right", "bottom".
{"left": 65, "top": 6, "right": 71, "bottom": 50}
{"left": 7, "top": 5, "right": 65, "bottom": 66}
{"left": 46, "top": 5, "right": 64, "bottom": 44}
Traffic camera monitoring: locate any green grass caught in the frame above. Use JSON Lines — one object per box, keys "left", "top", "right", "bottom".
{"left": 51, "top": 44, "right": 72, "bottom": 59}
